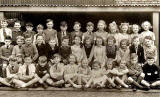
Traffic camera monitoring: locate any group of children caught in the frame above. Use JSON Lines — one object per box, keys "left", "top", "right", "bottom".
{"left": 0, "top": 19, "right": 158, "bottom": 91}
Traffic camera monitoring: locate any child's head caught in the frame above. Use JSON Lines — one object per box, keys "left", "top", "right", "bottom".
{"left": 130, "top": 53, "right": 138, "bottom": 65}
{"left": 132, "top": 24, "right": 140, "bottom": 34}
{"left": 74, "top": 36, "right": 81, "bottom": 45}
{"left": 24, "top": 35, "right": 32, "bottom": 45}
{"left": 81, "top": 58, "right": 89, "bottom": 68}
{"left": 119, "top": 23, "right": 130, "bottom": 34}
{"left": 97, "top": 20, "right": 106, "bottom": 31}
{"left": 36, "top": 24, "right": 44, "bottom": 34}
{"left": 24, "top": 56, "right": 32, "bottom": 64}
{"left": 36, "top": 35, "right": 44, "bottom": 44}
{"left": 52, "top": 54, "right": 61, "bottom": 64}
{"left": 141, "top": 21, "right": 152, "bottom": 31}
{"left": 9, "top": 56, "right": 17, "bottom": 66}
{"left": 14, "top": 21, "right": 21, "bottom": 30}
{"left": 25, "top": 22, "right": 33, "bottom": 31}
{"left": 86, "top": 22, "right": 94, "bottom": 32}
{"left": 106, "top": 36, "right": 116, "bottom": 46}
{"left": 84, "top": 37, "right": 92, "bottom": 45}
{"left": 106, "top": 60, "right": 113, "bottom": 70}
{"left": 16, "top": 36, "right": 24, "bottom": 46}
{"left": 132, "top": 36, "right": 140, "bottom": 46}
{"left": 109, "top": 21, "right": 119, "bottom": 33}
{"left": 119, "top": 60, "right": 127, "bottom": 68}
{"left": 16, "top": 54, "right": 23, "bottom": 64}
{"left": 120, "top": 39, "right": 129, "bottom": 49}
{"left": 73, "top": 21, "right": 81, "bottom": 32}
{"left": 92, "top": 61, "right": 101, "bottom": 70}
{"left": 1, "top": 20, "right": 8, "bottom": 28}
{"left": 4, "top": 36, "right": 12, "bottom": 46}
{"left": 68, "top": 54, "right": 76, "bottom": 64}
{"left": 95, "top": 36, "right": 104, "bottom": 46}
{"left": 38, "top": 56, "right": 47, "bottom": 67}
{"left": 46, "top": 19, "right": 54, "bottom": 29}
{"left": 144, "top": 36, "right": 153, "bottom": 47}
{"left": 60, "top": 21, "right": 68, "bottom": 31}
{"left": 146, "top": 56, "right": 155, "bottom": 65}
{"left": 48, "top": 38, "right": 57, "bottom": 46}
{"left": 61, "top": 36, "right": 69, "bottom": 46}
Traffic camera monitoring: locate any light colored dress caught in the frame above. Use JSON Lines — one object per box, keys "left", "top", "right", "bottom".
{"left": 94, "top": 31, "right": 108, "bottom": 44}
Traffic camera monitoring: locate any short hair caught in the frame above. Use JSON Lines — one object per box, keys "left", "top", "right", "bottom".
{"left": 83, "top": 36, "right": 93, "bottom": 45}
{"left": 36, "top": 34, "right": 44, "bottom": 39}
{"left": 130, "top": 53, "right": 138, "bottom": 60}
{"left": 52, "top": 54, "right": 61, "bottom": 60}
{"left": 141, "top": 21, "right": 152, "bottom": 29}
{"left": 74, "top": 21, "right": 81, "bottom": 27}
{"left": 5, "top": 36, "right": 12, "bottom": 40}
{"left": 25, "top": 22, "right": 33, "bottom": 27}
{"left": 24, "top": 56, "right": 32, "bottom": 60}
{"left": 87, "top": 22, "right": 94, "bottom": 27}
{"left": 62, "top": 36, "right": 69, "bottom": 41}
{"left": 146, "top": 56, "right": 155, "bottom": 60}
{"left": 24, "top": 34, "right": 32, "bottom": 39}
{"left": 46, "top": 19, "right": 53, "bottom": 23}
{"left": 144, "top": 36, "right": 153, "bottom": 41}
{"left": 9, "top": 56, "right": 17, "bottom": 62}
{"left": 1, "top": 20, "right": 8, "bottom": 24}
{"left": 132, "top": 24, "right": 141, "bottom": 31}
{"left": 16, "top": 35, "right": 24, "bottom": 40}
{"left": 14, "top": 20, "right": 21, "bottom": 25}
{"left": 97, "top": 20, "right": 107, "bottom": 29}
{"left": 38, "top": 56, "right": 47, "bottom": 63}
{"left": 92, "top": 61, "right": 101, "bottom": 68}
{"left": 37, "top": 24, "right": 44, "bottom": 30}
{"left": 120, "top": 39, "right": 129, "bottom": 47}
{"left": 60, "top": 21, "right": 67, "bottom": 27}
{"left": 106, "top": 36, "right": 116, "bottom": 44}
{"left": 109, "top": 21, "right": 119, "bottom": 33}
{"left": 119, "top": 23, "right": 130, "bottom": 34}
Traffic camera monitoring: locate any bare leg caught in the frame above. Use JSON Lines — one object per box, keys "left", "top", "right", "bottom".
{"left": 23, "top": 77, "right": 39, "bottom": 87}
{"left": 0, "top": 78, "right": 10, "bottom": 86}
{"left": 115, "top": 77, "right": 128, "bottom": 88}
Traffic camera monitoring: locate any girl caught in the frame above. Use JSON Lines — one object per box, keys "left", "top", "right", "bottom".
{"left": 93, "top": 36, "right": 106, "bottom": 67}
{"left": 130, "top": 24, "right": 140, "bottom": 41}
{"left": 94, "top": 20, "right": 108, "bottom": 45}
{"left": 71, "top": 36, "right": 86, "bottom": 65}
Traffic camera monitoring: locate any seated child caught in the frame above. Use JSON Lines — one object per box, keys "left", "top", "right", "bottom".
{"left": 64, "top": 54, "right": 82, "bottom": 88}
{"left": 35, "top": 56, "right": 50, "bottom": 88}
{"left": 12, "top": 56, "right": 38, "bottom": 88}
{"left": 47, "top": 54, "right": 64, "bottom": 87}
{"left": 0, "top": 36, "right": 14, "bottom": 77}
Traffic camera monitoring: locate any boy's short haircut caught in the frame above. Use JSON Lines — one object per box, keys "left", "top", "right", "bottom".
{"left": 92, "top": 61, "right": 101, "bottom": 68}
{"left": 36, "top": 34, "right": 43, "bottom": 39}
{"left": 24, "top": 56, "right": 32, "bottom": 60}
{"left": 60, "top": 21, "right": 67, "bottom": 27}
{"left": 46, "top": 19, "right": 53, "bottom": 23}
{"left": 5, "top": 35, "right": 12, "bottom": 40}
{"left": 52, "top": 54, "right": 62, "bottom": 60}
{"left": 106, "top": 36, "right": 116, "bottom": 43}
{"left": 144, "top": 36, "right": 153, "bottom": 41}
{"left": 120, "top": 39, "right": 129, "bottom": 46}
{"left": 14, "top": 20, "right": 21, "bottom": 25}
{"left": 146, "top": 56, "right": 155, "bottom": 60}
{"left": 132, "top": 36, "right": 139, "bottom": 42}
{"left": 37, "top": 24, "right": 44, "bottom": 29}
{"left": 1, "top": 19, "right": 8, "bottom": 24}
{"left": 87, "top": 22, "right": 94, "bottom": 27}
{"left": 26, "top": 22, "right": 33, "bottom": 27}
{"left": 16, "top": 35, "right": 24, "bottom": 40}
{"left": 9, "top": 56, "right": 17, "bottom": 62}
{"left": 74, "top": 21, "right": 81, "bottom": 27}
{"left": 24, "top": 34, "right": 32, "bottom": 39}
{"left": 62, "top": 36, "right": 69, "bottom": 41}
{"left": 130, "top": 53, "right": 138, "bottom": 60}
{"left": 38, "top": 56, "right": 47, "bottom": 63}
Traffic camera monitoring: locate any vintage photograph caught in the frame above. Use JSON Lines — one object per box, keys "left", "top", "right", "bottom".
{"left": 0, "top": 0, "right": 159, "bottom": 97}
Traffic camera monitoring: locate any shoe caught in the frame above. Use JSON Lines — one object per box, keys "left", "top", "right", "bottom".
{"left": 142, "top": 86, "right": 150, "bottom": 91}
{"left": 132, "top": 86, "right": 137, "bottom": 92}
{"left": 65, "top": 84, "right": 71, "bottom": 88}
{"left": 42, "top": 83, "right": 48, "bottom": 89}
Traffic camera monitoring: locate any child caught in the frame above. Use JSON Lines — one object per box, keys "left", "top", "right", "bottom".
{"left": 70, "top": 21, "right": 83, "bottom": 44}
{"left": 57, "top": 21, "right": 70, "bottom": 46}
{"left": 35, "top": 56, "right": 50, "bottom": 88}
{"left": 0, "top": 36, "right": 14, "bottom": 77}
{"left": 16, "top": 54, "right": 23, "bottom": 66}
{"left": 12, "top": 36, "right": 24, "bottom": 57}
{"left": 46, "top": 39, "right": 59, "bottom": 61}
{"left": 23, "top": 22, "right": 35, "bottom": 40}
{"left": 117, "top": 39, "right": 130, "bottom": 63}
{"left": 93, "top": 36, "right": 106, "bottom": 67}
{"left": 82, "top": 22, "right": 94, "bottom": 43}
{"left": 140, "top": 21, "right": 155, "bottom": 43}
{"left": 77, "top": 58, "right": 91, "bottom": 86}
{"left": 59, "top": 36, "right": 71, "bottom": 65}
{"left": 33, "top": 24, "right": 45, "bottom": 44}
{"left": 94, "top": 20, "right": 108, "bottom": 45}
{"left": 0, "top": 20, "right": 12, "bottom": 45}
{"left": 71, "top": 36, "right": 86, "bottom": 65}
{"left": 44, "top": 19, "right": 58, "bottom": 44}
{"left": 130, "top": 36, "right": 145, "bottom": 64}
{"left": 142, "top": 56, "right": 160, "bottom": 89}
{"left": 130, "top": 24, "right": 140, "bottom": 41}
{"left": 12, "top": 21, "right": 23, "bottom": 45}
{"left": 12, "top": 56, "right": 38, "bottom": 88}
{"left": 21, "top": 35, "right": 39, "bottom": 62}
{"left": 64, "top": 54, "right": 82, "bottom": 88}
{"left": 106, "top": 36, "right": 118, "bottom": 62}
{"left": 143, "top": 36, "right": 157, "bottom": 62}
{"left": 47, "top": 54, "right": 64, "bottom": 87}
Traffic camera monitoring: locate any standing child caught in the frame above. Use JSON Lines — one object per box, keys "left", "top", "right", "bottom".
{"left": 44, "top": 19, "right": 58, "bottom": 44}
{"left": 93, "top": 36, "right": 106, "bottom": 67}
{"left": 23, "top": 22, "right": 35, "bottom": 40}
{"left": 70, "top": 21, "right": 83, "bottom": 44}
{"left": 130, "top": 24, "right": 140, "bottom": 41}
{"left": 0, "top": 36, "right": 14, "bottom": 77}
{"left": 64, "top": 54, "right": 82, "bottom": 88}
{"left": 47, "top": 54, "right": 64, "bottom": 87}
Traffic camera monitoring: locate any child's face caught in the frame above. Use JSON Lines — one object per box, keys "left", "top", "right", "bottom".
{"left": 25, "top": 37, "right": 32, "bottom": 45}
{"left": 97, "top": 22, "right": 105, "bottom": 31}
{"left": 120, "top": 61, "right": 126, "bottom": 68}
{"left": 54, "top": 56, "right": 61, "bottom": 64}
{"left": 110, "top": 25, "right": 117, "bottom": 33}
{"left": 74, "top": 37, "right": 81, "bottom": 45}
{"left": 132, "top": 25, "right": 139, "bottom": 34}
{"left": 73, "top": 24, "right": 81, "bottom": 32}
{"left": 85, "top": 39, "right": 91, "bottom": 45}
{"left": 26, "top": 26, "right": 33, "bottom": 31}
{"left": 9, "top": 60, "right": 17, "bottom": 66}
{"left": 14, "top": 22, "right": 21, "bottom": 30}
{"left": 133, "top": 38, "right": 140, "bottom": 46}
{"left": 147, "top": 59, "right": 155, "bottom": 65}
{"left": 86, "top": 26, "right": 94, "bottom": 32}
{"left": 4, "top": 40, "right": 11, "bottom": 46}
{"left": 143, "top": 22, "right": 150, "bottom": 31}
{"left": 121, "top": 41, "right": 127, "bottom": 49}
{"left": 24, "top": 57, "right": 32, "bottom": 64}
{"left": 17, "top": 39, "right": 24, "bottom": 46}
{"left": 17, "top": 56, "right": 23, "bottom": 63}
{"left": 37, "top": 28, "right": 43, "bottom": 34}
{"left": 37, "top": 36, "right": 44, "bottom": 44}
{"left": 108, "top": 39, "right": 114, "bottom": 46}
{"left": 144, "top": 39, "right": 152, "bottom": 47}
{"left": 49, "top": 39, "right": 56, "bottom": 46}
{"left": 69, "top": 55, "right": 76, "bottom": 64}
{"left": 131, "top": 57, "right": 138, "bottom": 65}
{"left": 39, "top": 61, "right": 47, "bottom": 67}
{"left": 96, "top": 38, "right": 103, "bottom": 46}
{"left": 60, "top": 26, "right": 67, "bottom": 31}
{"left": 47, "top": 22, "right": 53, "bottom": 29}
{"left": 62, "top": 39, "right": 69, "bottom": 46}
{"left": 1, "top": 21, "right": 8, "bottom": 28}
{"left": 93, "top": 63, "right": 100, "bottom": 70}
{"left": 107, "top": 63, "right": 113, "bottom": 69}
{"left": 121, "top": 25, "right": 128, "bottom": 33}
{"left": 82, "top": 59, "right": 88, "bottom": 68}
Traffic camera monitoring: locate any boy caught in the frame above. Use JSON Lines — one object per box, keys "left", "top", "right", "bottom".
{"left": 0, "top": 20, "right": 12, "bottom": 46}
{"left": 0, "top": 36, "right": 14, "bottom": 77}
{"left": 21, "top": 34, "right": 38, "bottom": 62}
{"left": 12, "top": 21, "right": 23, "bottom": 45}
{"left": 44, "top": 19, "right": 58, "bottom": 44}
{"left": 35, "top": 56, "right": 50, "bottom": 88}
{"left": 57, "top": 21, "right": 70, "bottom": 46}
{"left": 12, "top": 56, "right": 38, "bottom": 88}
{"left": 23, "top": 22, "right": 35, "bottom": 40}
{"left": 130, "top": 36, "right": 145, "bottom": 64}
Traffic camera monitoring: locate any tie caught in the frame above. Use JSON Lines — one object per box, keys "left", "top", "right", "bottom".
{"left": 3, "top": 28, "right": 7, "bottom": 39}
{"left": 26, "top": 65, "right": 29, "bottom": 75}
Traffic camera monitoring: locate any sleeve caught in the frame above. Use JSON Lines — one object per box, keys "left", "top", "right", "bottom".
{"left": 12, "top": 46, "right": 16, "bottom": 57}
{"left": 32, "top": 45, "right": 39, "bottom": 62}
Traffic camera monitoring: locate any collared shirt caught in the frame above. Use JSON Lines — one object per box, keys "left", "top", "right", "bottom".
{"left": 44, "top": 29, "right": 58, "bottom": 43}
{"left": 11, "top": 28, "right": 23, "bottom": 42}
{"left": 0, "top": 28, "right": 12, "bottom": 42}
{"left": 6, "top": 64, "right": 19, "bottom": 78}
{"left": 0, "top": 45, "right": 14, "bottom": 59}
{"left": 12, "top": 45, "right": 23, "bottom": 57}
{"left": 18, "top": 63, "right": 36, "bottom": 76}
{"left": 82, "top": 31, "right": 94, "bottom": 43}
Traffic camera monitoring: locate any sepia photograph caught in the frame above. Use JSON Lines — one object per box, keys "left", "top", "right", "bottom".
{"left": 0, "top": 0, "right": 159, "bottom": 97}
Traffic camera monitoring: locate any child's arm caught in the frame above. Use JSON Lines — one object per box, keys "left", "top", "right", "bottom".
{"left": 0, "top": 47, "right": 9, "bottom": 61}
{"left": 6, "top": 67, "right": 16, "bottom": 79}
{"left": 88, "top": 45, "right": 95, "bottom": 63}
{"left": 32, "top": 45, "right": 39, "bottom": 62}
